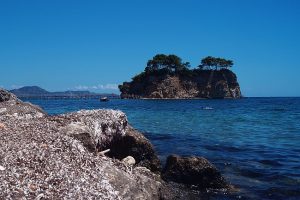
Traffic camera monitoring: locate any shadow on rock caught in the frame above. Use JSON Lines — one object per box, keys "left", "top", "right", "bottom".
{"left": 108, "top": 126, "right": 162, "bottom": 173}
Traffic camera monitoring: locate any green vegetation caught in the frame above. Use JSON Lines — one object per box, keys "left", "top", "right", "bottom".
{"left": 145, "top": 54, "right": 190, "bottom": 73}
{"left": 119, "top": 54, "right": 235, "bottom": 92}
{"left": 198, "top": 56, "right": 233, "bottom": 70}
{"left": 143, "top": 54, "right": 234, "bottom": 75}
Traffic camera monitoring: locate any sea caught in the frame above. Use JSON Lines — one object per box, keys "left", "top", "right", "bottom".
{"left": 22, "top": 97, "right": 300, "bottom": 200}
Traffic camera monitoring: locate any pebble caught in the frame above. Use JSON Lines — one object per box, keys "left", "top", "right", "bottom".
{"left": 122, "top": 156, "right": 136, "bottom": 166}
{"left": 0, "top": 108, "right": 7, "bottom": 113}
{"left": 0, "top": 165, "right": 5, "bottom": 171}
{"left": 0, "top": 123, "right": 5, "bottom": 129}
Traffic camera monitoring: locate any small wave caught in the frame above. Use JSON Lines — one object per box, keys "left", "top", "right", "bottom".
{"left": 238, "top": 168, "right": 266, "bottom": 178}
{"left": 264, "top": 187, "right": 300, "bottom": 199}
{"left": 204, "top": 145, "right": 246, "bottom": 152}
{"left": 272, "top": 108, "right": 287, "bottom": 112}
{"left": 264, "top": 174, "right": 300, "bottom": 186}
{"left": 143, "top": 132, "right": 175, "bottom": 141}
{"left": 258, "top": 159, "right": 283, "bottom": 166}
{"left": 202, "top": 106, "right": 214, "bottom": 110}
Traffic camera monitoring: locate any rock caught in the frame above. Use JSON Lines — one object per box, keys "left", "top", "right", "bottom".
{"left": 162, "top": 155, "right": 228, "bottom": 189}
{"left": 0, "top": 89, "right": 46, "bottom": 120}
{"left": 108, "top": 127, "right": 162, "bottom": 173}
{"left": 56, "top": 109, "right": 128, "bottom": 152}
{"left": 57, "top": 111, "right": 161, "bottom": 172}
{"left": 0, "top": 88, "right": 18, "bottom": 102}
{"left": 119, "top": 69, "right": 242, "bottom": 99}
{"left": 0, "top": 117, "right": 170, "bottom": 199}
{"left": 0, "top": 123, "right": 6, "bottom": 129}
{"left": 0, "top": 88, "right": 230, "bottom": 199}
{"left": 0, "top": 108, "right": 168, "bottom": 199}
{"left": 0, "top": 108, "right": 7, "bottom": 113}
{"left": 122, "top": 156, "right": 136, "bottom": 166}
{"left": 0, "top": 90, "right": 172, "bottom": 199}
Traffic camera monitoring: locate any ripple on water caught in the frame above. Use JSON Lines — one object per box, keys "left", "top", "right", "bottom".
{"left": 143, "top": 132, "right": 175, "bottom": 141}
{"left": 204, "top": 144, "right": 247, "bottom": 153}
{"left": 258, "top": 159, "right": 283, "bottom": 167}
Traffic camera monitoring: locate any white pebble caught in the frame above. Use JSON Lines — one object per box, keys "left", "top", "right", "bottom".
{"left": 122, "top": 156, "right": 136, "bottom": 166}
{"left": 0, "top": 165, "right": 5, "bottom": 171}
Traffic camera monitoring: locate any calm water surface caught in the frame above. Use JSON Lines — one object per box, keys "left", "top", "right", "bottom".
{"left": 23, "top": 97, "right": 300, "bottom": 200}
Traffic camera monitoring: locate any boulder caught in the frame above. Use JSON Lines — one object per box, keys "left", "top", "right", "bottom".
{"left": 55, "top": 110, "right": 161, "bottom": 173}
{"left": 108, "top": 127, "right": 162, "bottom": 173}
{"left": 0, "top": 88, "right": 17, "bottom": 102}
{"left": 56, "top": 109, "right": 128, "bottom": 152}
{"left": 162, "top": 155, "right": 228, "bottom": 189}
{"left": 0, "top": 90, "right": 173, "bottom": 199}
{"left": 0, "top": 90, "right": 169, "bottom": 199}
{"left": 0, "top": 116, "right": 170, "bottom": 199}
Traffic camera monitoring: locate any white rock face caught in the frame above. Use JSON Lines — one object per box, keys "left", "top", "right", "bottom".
{"left": 59, "top": 109, "right": 128, "bottom": 151}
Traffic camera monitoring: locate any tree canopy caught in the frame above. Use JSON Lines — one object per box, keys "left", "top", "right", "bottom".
{"left": 140, "top": 54, "right": 234, "bottom": 78}
{"left": 145, "top": 54, "right": 190, "bottom": 73}
{"left": 198, "top": 56, "right": 233, "bottom": 70}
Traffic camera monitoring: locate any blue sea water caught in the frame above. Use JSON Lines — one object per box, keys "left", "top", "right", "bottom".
{"left": 23, "top": 97, "right": 300, "bottom": 200}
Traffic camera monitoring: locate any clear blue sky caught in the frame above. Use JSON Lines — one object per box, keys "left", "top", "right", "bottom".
{"left": 0, "top": 0, "right": 299, "bottom": 96}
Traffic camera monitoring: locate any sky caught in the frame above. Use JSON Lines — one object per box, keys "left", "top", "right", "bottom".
{"left": 0, "top": 0, "right": 299, "bottom": 96}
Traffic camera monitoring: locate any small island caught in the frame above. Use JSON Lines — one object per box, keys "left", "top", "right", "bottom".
{"left": 119, "top": 54, "right": 242, "bottom": 99}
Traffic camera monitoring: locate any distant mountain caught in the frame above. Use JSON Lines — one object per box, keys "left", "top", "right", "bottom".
{"left": 10, "top": 86, "right": 50, "bottom": 97}
{"left": 10, "top": 86, "right": 119, "bottom": 98}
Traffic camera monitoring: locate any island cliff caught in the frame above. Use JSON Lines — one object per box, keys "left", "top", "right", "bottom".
{"left": 119, "top": 54, "right": 242, "bottom": 99}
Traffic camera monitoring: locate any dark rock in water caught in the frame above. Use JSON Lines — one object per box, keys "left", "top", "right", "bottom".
{"left": 162, "top": 155, "right": 228, "bottom": 189}
{"left": 108, "top": 126, "right": 162, "bottom": 173}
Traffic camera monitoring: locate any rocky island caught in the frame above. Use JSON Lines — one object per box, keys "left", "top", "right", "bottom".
{"left": 119, "top": 54, "right": 242, "bottom": 99}
{"left": 0, "top": 88, "right": 231, "bottom": 199}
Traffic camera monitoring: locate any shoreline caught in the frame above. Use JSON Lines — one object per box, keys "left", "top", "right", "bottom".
{"left": 0, "top": 88, "right": 231, "bottom": 199}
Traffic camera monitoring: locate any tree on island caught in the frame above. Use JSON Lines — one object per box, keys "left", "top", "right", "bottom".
{"left": 198, "top": 56, "right": 233, "bottom": 70}
{"left": 120, "top": 54, "right": 236, "bottom": 94}
{"left": 145, "top": 54, "right": 190, "bottom": 73}
{"left": 129, "top": 54, "right": 235, "bottom": 83}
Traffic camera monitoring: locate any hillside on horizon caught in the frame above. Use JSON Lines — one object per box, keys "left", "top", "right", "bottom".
{"left": 9, "top": 86, "right": 119, "bottom": 98}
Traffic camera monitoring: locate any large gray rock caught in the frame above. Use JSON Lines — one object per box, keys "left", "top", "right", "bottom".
{"left": 0, "top": 89, "right": 172, "bottom": 199}
{"left": 53, "top": 110, "right": 161, "bottom": 173}
{"left": 162, "top": 155, "right": 228, "bottom": 189}
{"left": 0, "top": 116, "right": 169, "bottom": 199}
{"left": 56, "top": 109, "right": 128, "bottom": 151}
{"left": 0, "top": 88, "right": 17, "bottom": 102}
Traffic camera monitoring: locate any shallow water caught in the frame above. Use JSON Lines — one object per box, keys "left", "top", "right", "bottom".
{"left": 23, "top": 97, "right": 300, "bottom": 200}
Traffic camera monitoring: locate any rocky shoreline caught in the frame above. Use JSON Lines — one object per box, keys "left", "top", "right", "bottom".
{"left": 0, "top": 88, "right": 231, "bottom": 199}
{"left": 120, "top": 72, "right": 242, "bottom": 99}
